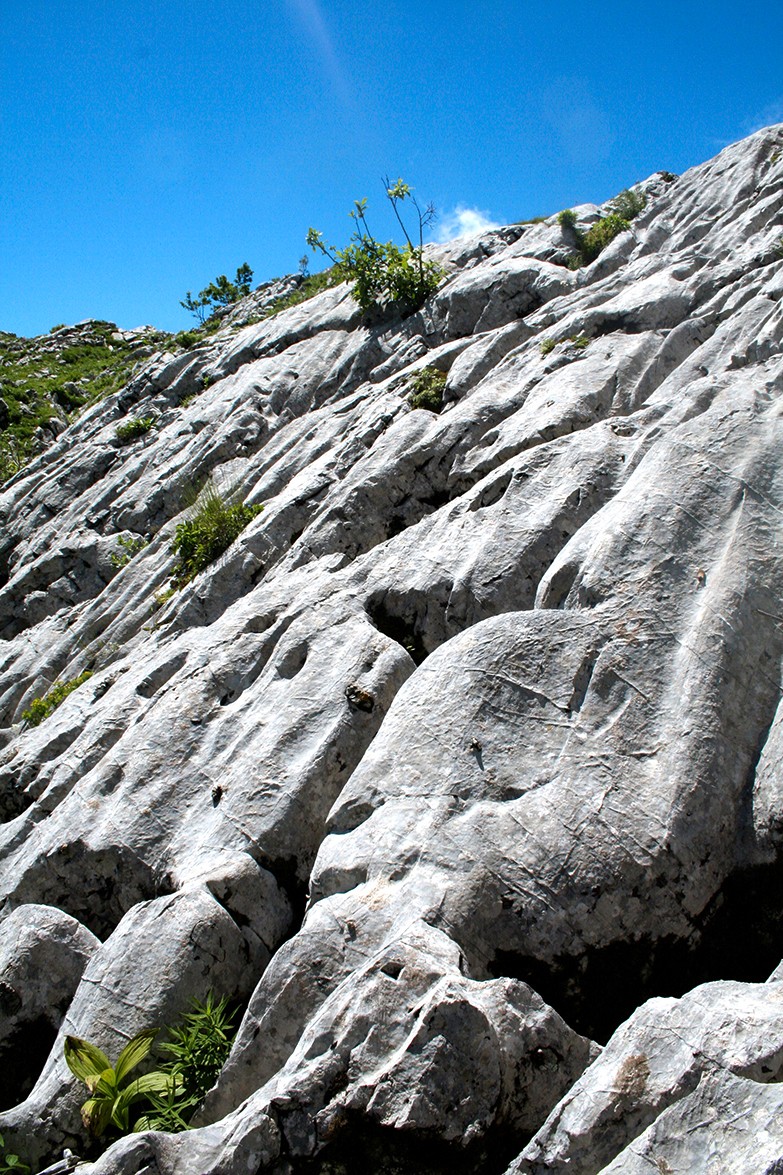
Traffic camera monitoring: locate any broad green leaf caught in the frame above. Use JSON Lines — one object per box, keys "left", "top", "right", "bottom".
{"left": 64, "top": 1036, "right": 111, "bottom": 1083}
{"left": 81, "top": 1095, "right": 113, "bottom": 1137}
{"left": 113, "top": 1070, "right": 178, "bottom": 1116}
{"left": 92, "top": 1070, "right": 118, "bottom": 1097}
{"left": 115, "top": 1027, "right": 159, "bottom": 1083}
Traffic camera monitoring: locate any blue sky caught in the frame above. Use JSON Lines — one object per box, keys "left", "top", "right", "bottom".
{"left": 2, "top": 0, "right": 782, "bottom": 337}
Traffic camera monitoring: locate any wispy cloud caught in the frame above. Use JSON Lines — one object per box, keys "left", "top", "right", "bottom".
{"left": 433, "top": 205, "right": 501, "bottom": 242}
{"left": 742, "top": 100, "right": 783, "bottom": 136}
{"left": 288, "top": 0, "right": 353, "bottom": 108}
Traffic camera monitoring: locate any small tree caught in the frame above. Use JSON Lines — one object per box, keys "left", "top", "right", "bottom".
{"left": 180, "top": 264, "right": 254, "bottom": 323}
{"left": 307, "top": 178, "right": 443, "bottom": 314}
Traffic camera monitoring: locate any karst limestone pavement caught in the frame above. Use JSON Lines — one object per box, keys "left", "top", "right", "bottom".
{"left": 2, "top": 126, "right": 783, "bottom": 1173}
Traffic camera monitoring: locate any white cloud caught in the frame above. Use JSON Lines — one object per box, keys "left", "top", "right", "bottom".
{"left": 433, "top": 205, "right": 501, "bottom": 242}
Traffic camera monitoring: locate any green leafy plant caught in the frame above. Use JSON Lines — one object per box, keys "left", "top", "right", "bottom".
{"left": 569, "top": 334, "right": 590, "bottom": 349}
{"left": 110, "top": 534, "right": 148, "bottom": 569}
{"left": 64, "top": 1030, "right": 179, "bottom": 1138}
{"left": 21, "top": 671, "right": 93, "bottom": 727}
{"left": 135, "top": 994, "right": 237, "bottom": 1132}
{"left": 181, "top": 264, "right": 254, "bottom": 324}
{"left": 115, "top": 416, "right": 155, "bottom": 444}
{"left": 0, "top": 1134, "right": 29, "bottom": 1174}
{"left": 307, "top": 178, "right": 443, "bottom": 314}
{"left": 170, "top": 481, "right": 263, "bottom": 587}
{"left": 408, "top": 367, "right": 447, "bottom": 413}
{"left": 540, "top": 337, "right": 556, "bottom": 357}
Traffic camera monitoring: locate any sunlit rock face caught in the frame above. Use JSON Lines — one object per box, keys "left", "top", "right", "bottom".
{"left": 1, "top": 125, "right": 783, "bottom": 1174}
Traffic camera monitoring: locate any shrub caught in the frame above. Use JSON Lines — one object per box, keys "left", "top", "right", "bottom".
{"left": 609, "top": 188, "right": 646, "bottom": 221}
{"left": 307, "top": 178, "right": 443, "bottom": 314}
{"left": 181, "top": 264, "right": 254, "bottom": 323}
{"left": 22, "top": 671, "right": 93, "bottom": 727}
{"left": 408, "top": 367, "right": 446, "bottom": 413}
{"left": 557, "top": 208, "right": 578, "bottom": 229}
{"left": 135, "top": 994, "right": 237, "bottom": 1132}
{"left": 64, "top": 1030, "right": 179, "bottom": 1138}
{"left": 579, "top": 213, "right": 630, "bottom": 263}
{"left": 170, "top": 481, "right": 263, "bottom": 587}
{"left": 116, "top": 416, "right": 155, "bottom": 443}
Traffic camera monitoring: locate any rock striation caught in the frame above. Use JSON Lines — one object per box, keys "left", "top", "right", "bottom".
{"left": 1, "top": 126, "right": 783, "bottom": 1173}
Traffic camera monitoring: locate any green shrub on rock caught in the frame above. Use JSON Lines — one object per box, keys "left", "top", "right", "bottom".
{"left": 170, "top": 481, "right": 262, "bottom": 587}
{"left": 408, "top": 367, "right": 447, "bottom": 413}
{"left": 21, "top": 671, "right": 93, "bottom": 727}
{"left": 307, "top": 178, "right": 443, "bottom": 315}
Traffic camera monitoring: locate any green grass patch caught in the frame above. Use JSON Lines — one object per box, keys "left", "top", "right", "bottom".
{"left": 0, "top": 322, "right": 150, "bottom": 482}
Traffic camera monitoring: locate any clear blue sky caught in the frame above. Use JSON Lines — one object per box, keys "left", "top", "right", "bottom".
{"left": 2, "top": 1, "right": 782, "bottom": 337}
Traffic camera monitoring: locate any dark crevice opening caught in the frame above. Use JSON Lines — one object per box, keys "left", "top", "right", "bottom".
{"left": 489, "top": 855, "right": 783, "bottom": 1044}
{"left": 0, "top": 1014, "right": 56, "bottom": 1109}
{"left": 270, "top": 1116, "right": 526, "bottom": 1175}
{"left": 365, "top": 594, "right": 429, "bottom": 666}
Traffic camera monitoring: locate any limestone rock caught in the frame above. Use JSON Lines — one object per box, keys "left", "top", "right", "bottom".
{"left": 0, "top": 125, "right": 783, "bottom": 1172}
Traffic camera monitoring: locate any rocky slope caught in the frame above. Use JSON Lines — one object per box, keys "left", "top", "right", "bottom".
{"left": 1, "top": 126, "right": 783, "bottom": 1174}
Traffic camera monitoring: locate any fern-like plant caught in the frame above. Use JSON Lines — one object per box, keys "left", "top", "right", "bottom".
{"left": 135, "top": 994, "right": 237, "bottom": 1132}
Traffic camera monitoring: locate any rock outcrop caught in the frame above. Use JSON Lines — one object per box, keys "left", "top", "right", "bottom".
{"left": 1, "top": 125, "right": 783, "bottom": 1173}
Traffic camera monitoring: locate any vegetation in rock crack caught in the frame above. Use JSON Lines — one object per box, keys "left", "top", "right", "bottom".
{"left": 540, "top": 337, "right": 556, "bottom": 357}
{"left": 110, "top": 533, "right": 148, "bottom": 569}
{"left": 135, "top": 993, "right": 238, "bottom": 1132}
{"left": 608, "top": 188, "right": 647, "bottom": 221}
{"left": 408, "top": 367, "right": 447, "bottom": 413}
{"left": 180, "top": 264, "right": 254, "bottom": 324}
{"left": 569, "top": 334, "right": 590, "bottom": 349}
{"left": 0, "top": 1135, "right": 29, "bottom": 1174}
{"left": 21, "top": 671, "right": 93, "bottom": 727}
{"left": 263, "top": 268, "right": 341, "bottom": 318}
{"left": 115, "top": 415, "right": 155, "bottom": 444}
{"left": 170, "top": 480, "right": 263, "bottom": 587}
{"left": 64, "top": 1030, "right": 180, "bottom": 1138}
{"left": 558, "top": 189, "right": 645, "bottom": 268}
{"left": 307, "top": 178, "right": 444, "bottom": 314}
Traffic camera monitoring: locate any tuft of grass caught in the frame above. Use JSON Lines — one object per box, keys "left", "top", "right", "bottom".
{"left": 608, "top": 188, "right": 646, "bottom": 221}
{"left": 540, "top": 338, "right": 556, "bottom": 357}
{"left": 21, "top": 671, "right": 93, "bottom": 727}
{"left": 408, "top": 367, "right": 447, "bottom": 413}
{"left": 569, "top": 334, "right": 590, "bottom": 349}
{"left": 115, "top": 415, "right": 155, "bottom": 444}
{"left": 170, "top": 481, "right": 263, "bottom": 588}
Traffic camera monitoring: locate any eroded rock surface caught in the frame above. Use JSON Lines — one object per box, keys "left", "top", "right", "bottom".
{"left": 1, "top": 126, "right": 783, "bottom": 1172}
